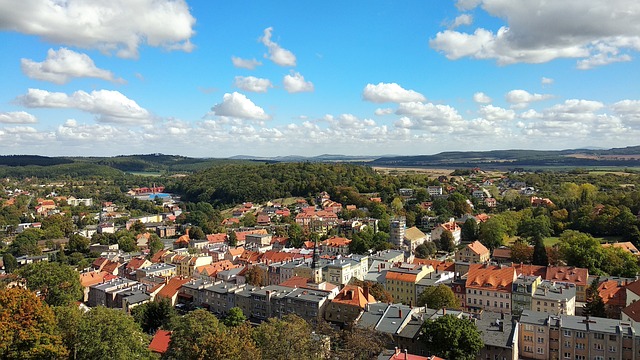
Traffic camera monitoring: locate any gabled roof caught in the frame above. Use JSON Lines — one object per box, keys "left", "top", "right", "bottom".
{"left": 156, "top": 277, "right": 190, "bottom": 300}
{"left": 492, "top": 247, "right": 512, "bottom": 259}
{"left": 514, "top": 263, "right": 547, "bottom": 278}
{"left": 206, "top": 233, "right": 227, "bottom": 244}
{"left": 622, "top": 299, "right": 640, "bottom": 322}
{"left": 466, "top": 264, "right": 516, "bottom": 290}
{"left": 195, "top": 260, "right": 237, "bottom": 277}
{"left": 151, "top": 249, "right": 170, "bottom": 263}
{"left": 280, "top": 276, "right": 313, "bottom": 288}
{"left": 148, "top": 330, "right": 171, "bottom": 354}
{"left": 92, "top": 257, "right": 109, "bottom": 268}
{"left": 466, "top": 240, "right": 490, "bottom": 256}
{"left": 412, "top": 259, "right": 455, "bottom": 272}
{"left": 332, "top": 285, "right": 376, "bottom": 308}
{"left": 598, "top": 280, "right": 626, "bottom": 306}
{"left": 602, "top": 242, "right": 640, "bottom": 255}
{"left": 625, "top": 279, "right": 640, "bottom": 297}
{"left": 323, "top": 236, "right": 351, "bottom": 247}
{"left": 102, "top": 260, "right": 120, "bottom": 274}
{"left": 79, "top": 271, "right": 110, "bottom": 287}
{"left": 404, "top": 227, "right": 427, "bottom": 242}
{"left": 126, "top": 257, "right": 149, "bottom": 271}
{"left": 545, "top": 266, "right": 588, "bottom": 286}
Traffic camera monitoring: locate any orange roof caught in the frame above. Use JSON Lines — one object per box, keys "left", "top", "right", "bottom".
{"left": 331, "top": 285, "right": 376, "bottom": 308}
{"left": 467, "top": 240, "right": 489, "bottom": 255}
{"left": 474, "top": 213, "right": 490, "bottom": 222}
{"left": 174, "top": 234, "right": 190, "bottom": 245}
{"left": 598, "top": 280, "right": 626, "bottom": 307}
{"left": 270, "top": 236, "right": 288, "bottom": 245}
{"left": 149, "top": 330, "right": 171, "bottom": 354}
{"left": 440, "top": 221, "right": 460, "bottom": 232}
{"left": 151, "top": 249, "right": 170, "bottom": 263}
{"left": 514, "top": 264, "right": 547, "bottom": 277}
{"left": 228, "top": 248, "right": 245, "bottom": 257}
{"left": 92, "top": 257, "right": 109, "bottom": 268}
{"left": 260, "top": 251, "right": 299, "bottom": 264}
{"left": 412, "top": 259, "right": 455, "bottom": 272}
{"left": 206, "top": 233, "right": 227, "bottom": 244}
{"left": 280, "top": 276, "right": 313, "bottom": 288}
{"left": 79, "top": 271, "right": 110, "bottom": 287}
{"left": 157, "top": 277, "right": 190, "bottom": 300}
{"left": 126, "top": 257, "right": 148, "bottom": 271}
{"left": 195, "top": 260, "right": 237, "bottom": 277}
{"left": 544, "top": 266, "right": 588, "bottom": 286}
{"left": 466, "top": 264, "right": 516, "bottom": 291}
{"left": 235, "top": 229, "right": 268, "bottom": 242}
{"left": 102, "top": 260, "right": 120, "bottom": 274}
{"left": 492, "top": 247, "right": 512, "bottom": 259}
{"left": 237, "top": 250, "right": 260, "bottom": 264}
{"left": 602, "top": 242, "right": 640, "bottom": 255}
{"left": 622, "top": 300, "right": 640, "bottom": 322}
{"left": 323, "top": 236, "right": 351, "bottom": 247}
{"left": 385, "top": 271, "right": 419, "bottom": 283}
{"left": 303, "top": 241, "right": 316, "bottom": 249}
{"left": 136, "top": 232, "right": 151, "bottom": 240}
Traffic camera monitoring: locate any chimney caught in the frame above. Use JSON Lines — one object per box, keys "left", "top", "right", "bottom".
{"left": 442, "top": 307, "right": 446, "bottom": 315}
{"left": 363, "top": 284, "right": 370, "bottom": 300}
{"left": 399, "top": 308, "right": 402, "bottom": 318}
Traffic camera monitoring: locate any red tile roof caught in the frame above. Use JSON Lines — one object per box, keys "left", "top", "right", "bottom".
{"left": 102, "top": 260, "right": 120, "bottom": 275}
{"left": 79, "top": 271, "right": 110, "bottom": 287}
{"left": 148, "top": 330, "right": 171, "bottom": 354}
{"left": 412, "top": 259, "right": 455, "bottom": 272}
{"left": 622, "top": 300, "right": 640, "bottom": 322}
{"left": 156, "top": 277, "right": 190, "bottom": 300}
{"left": 126, "top": 257, "right": 148, "bottom": 271}
{"left": 544, "top": 266, "right": 588, "bottom": 286}
{"left": 598, "top": 280, "right": 626, "bottom": 307}
{"left": 323, "top": 236, "right": 351, "bottom": 247}
{"left": 466, "top": 264, "right": 516, "bottom": 291}
{"left": 467, "top": 240, "right": 489, "bottom": 255}
{"left": 151, "top": 249, "right": 170, "bottom": 263}
{"left": 625, "top": 279, "right": 640, "bottom": 297}
{"left": 206, "top": 233, "right": 227, "bottom": 244}
{"left": 331, "top": 285, "right": 376, "bottom": 308}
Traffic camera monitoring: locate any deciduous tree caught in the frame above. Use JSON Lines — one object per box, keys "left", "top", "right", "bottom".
{"left": 417, "top": 284, "right": 460, "bottom": 309}
{"left": 419, "top": 314, "right": 483, "bottom": 360}
{"left": 18, "top": 261, "right": 82, "bottom": 306}
{"left": 253, "top": 314, "right": 321, "bottom": 360}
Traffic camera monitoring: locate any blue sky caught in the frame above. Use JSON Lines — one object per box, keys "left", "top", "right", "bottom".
{"left": 1, "top": 0, "right": 640, "bottom": 157}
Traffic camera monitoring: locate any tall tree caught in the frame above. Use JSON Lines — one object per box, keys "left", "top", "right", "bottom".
{"left": 461, "top": 218, "right": 478, "bottom": 242}
{"left": 438, "top": 230, "right": 455, "bottom": 253}
{"left": 17, "top": 262, "right": 82, "bottom": 306}
{"left": 245, "top": 266, "right": 267, "bottom": 287}
{"left": 253, "top": 314, "right": 321, "bottom": 360}
{"left": 532, "top": 237, "right": 548, "bottom": 266}
{"left": 0, "top": 288, "right": 68, "bottom": 359}
{"left": 583, "top": 278, "right": 606, "bottom": 318}
{"left": 417, "top": 284, "right": 460, "bottom": 309}
{"left": 68, "top": 233, "right": 90, "bottom": 253}
{"left": 419, "top": 315, "right": 483, "bottom": 360}
{"left": 510, "top": 239, "right": 533, "bottom": 264}
{"left": 2, "top": 253, "right": 18, "bottom": 273}
{"left": 223, "top": 306, "right": 247, "bottom": 327}
{"left": 131, "top": 298, "right": 177, "bottom": 334}
{"left": 75, "top": 306, "right": 152, "bottom": 360}
{"left": 479, "top": 217, "right": 507, "bottom": 251}
{"left": 188, "top": 226, "right": 205, "bottom": 240}
{"left": 164, "top": 309, "right": 259, "bottom": 359}
{"left": 228, "top": 231, "right": 238, "bottom": 247}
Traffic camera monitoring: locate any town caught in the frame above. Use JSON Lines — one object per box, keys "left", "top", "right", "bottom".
{"left": 2, "top": 163, "right": 640, "bottom": 360}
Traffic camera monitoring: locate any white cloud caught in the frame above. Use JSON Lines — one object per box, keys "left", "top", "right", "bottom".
{"left": 234, "top": 76, "right": 273, "bottom": 93}
{"left": 478, "top": 105, "right": 515, "bottom": 121}
{"left": 541, "top": 77, "right": 554, "bottom": 85}
{"left": 231, "top": 56, "right": 262, "bottom": 70}
{"left": 21, "top": 48, "right": 122, "bottom": 84}
{"left": 505, "top": 89, "right": 553, "bottom": 109}
{"left": 0, "top": 111, "right": 38, "bottom": 124}
{"left": 211, "top": 92, "right": 269, "bottom": 120}
{"left": 395, "top": 101, "right": 465, "bottom": 132}
{"left": 16, "top": 88, "right": 151, "bottom": 125}
{"left": 260, "top": 27, "right": 297, "bottom": 67}
{"left": 283, "top": 72, "right": 314, "bottom": 93}
{"left": 0, "top": 0, "right": 195, "bottom": 58}
{"left": 362, "top": 83, "right": 426, "bottom": 103}
{"left": 473, "top": 92, "right": 492, "bottom": 104}
{"left": 451, "top": 14, "right": 473, "bottom": 29}
{"left": 431, "top": 0, "right": 640, "bottom": 68}
{"left": 375, "top": 108, "right": 394, "bottom": 116}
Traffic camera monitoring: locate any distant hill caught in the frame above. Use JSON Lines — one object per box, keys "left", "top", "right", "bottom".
{"left": 0, "top": 155, "right": 73, "bottom": 167}
{"left": 369, "top": 146, "right": 640, "bottom": 168}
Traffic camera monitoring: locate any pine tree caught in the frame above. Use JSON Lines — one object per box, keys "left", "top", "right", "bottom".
{"left": 532, "top": 236, "right": 548, "bottom": 266}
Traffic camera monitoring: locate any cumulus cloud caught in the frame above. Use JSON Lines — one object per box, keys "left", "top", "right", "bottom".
{"left": 231, "top": 56, "right": 262, "bottom": 70}
{"left": 375, "top": 108, "right": 394, "bottom": 116}
{"left": 505, "top": 89, "right": 553, "bottom": 109}
{"left": 0, "top": 111, "right": 38, "bottom": 124}
{"left": 362, "top": 83, "right": 426, "bottom": 103}
{"left": 211, "top": 92, "right": 269, "bottom": 120}
{"left": 395, "top": 101, "right": 465, "bottom": 132}
{"left": 234, "top": 76, "right": 273, "bottom": 93}
{"left": 541, "top": 77, "right": 554, "bottom": 85}
{"left": 478, "top": 105, "right": 515, "bottom": 121}
{"left": 430, "top": 0, "right": 640, "bottom": 68}
{"left": 16, "top": 88, "right": 151, "bottom": 124}
{"left": 260, "top": 27, "right": 297, "bottom": 67}
{"left": 21, "top": 48, "right": 123, "bottom": 84}
{"left": 450, "top": 14, "right": 473, "bottom": 29}
{"left": 283, "top": 72, "right": 314, "bottom": 93}
{"left": 473, "top": 92, "right": 492, "bottom": 104}
{"left": 0, "top": 0, "right": 195, "bottom": 58}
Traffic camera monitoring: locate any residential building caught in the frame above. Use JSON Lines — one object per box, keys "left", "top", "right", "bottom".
{"left": 135, "top": 263, "right": 176, "bottom": 280}
{"left": 532, "top": 280, "right": 576, "bottom": 316}
{"left": 369, "top": 249, "right": 405, "bottom": 267}
{"left": 430, "top": 219, "right": 461, "bottom": 246}
{"left": 427, "top": 186, "right": 442, "bottom": 197}
{"left": 465, "top": 264, "right": 516, "bottom": 314}
{"left": 454, "top": 240, "right": 490, "bottom": 263}
{"left": 403, "top": 226, "right": 428, "bottom": 252}
{"left": 324, "top": 285, "right": 376, "bottom": 327}
{"left": 389, "top": 217, "right": 406, "bottom": 248}
{"left": 512, "top": 275, "right": 542, "bottom": 315}
{"left": 385, "top": 263, "right": 434, "bottom": 306}
{"left": 475, "top": 311, "right": 519, "bottom": 360}
{"left": 322, "top": 256, "right": 368, "bottom": 286}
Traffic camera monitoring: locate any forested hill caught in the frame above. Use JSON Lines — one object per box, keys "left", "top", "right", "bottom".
{"left": 168, "top": 162, "right": 385, "bottom": 208}
{"left": 370, "top": 146, "right": 640, "bottom": 168}
{"left": 0, "top": 155, "right": 73, "bottom": 167}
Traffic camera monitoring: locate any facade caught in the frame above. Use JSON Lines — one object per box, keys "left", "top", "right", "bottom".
{"left": 385, "top": 263, "right": 433, "bottom": 306}
{"left": 430, "top": 219, "right": 461, "bottom": 246}
{"left": 389, "top": 217, "right": 406, "bottom": 248}
{"left": 324, "top": 285, "right": 376, "bottom": 327}
{"left": 531, "top": 281, "right": 576, "bottom": 316}
{"left": 403, "top": 226, "right": 428, "bottom": 252}
{"left": 454, "top": 240, "right": 490, "bottom": 263}
{"left": 512, "top": 276, "right": 542, "bottom": 315}
{"left": 466, "top": 264, "right": 516, "bottom": 314}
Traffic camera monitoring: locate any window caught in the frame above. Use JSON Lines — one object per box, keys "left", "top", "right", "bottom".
{"left": 609, "top": 345, "right": 616, "bottom": 352}
{"left": 576, "top": 342, "right": 585, "bottom": 350}
{"left": 609, "top": 335, "right": 616, "bottom": 341}
{"left": 537, "top": 337, "right": 544, "bottom": 344}
{"left": 524, "top": 335, "right": 533, "bottom": 342}
{"left": 537, "top": 327, "right": 545, "bottom": 333}
{"left": 594, "top": 343, "right": 603, "bottom": 350}
{"left": 575, "top": 356, "right": 585, "bottom": 360}
{"left": 524, "top": 324, "right": 533, "bottom": 331}
{"left": 564, "top": 341, "right": 571, "bottom": 348}
{"left": 563, "top": 352, "right": 571, "bottom": 359}
{"left": 576, "top": 331, "right": 585, "bottom": 339}
{"left": 594, "top": 333, "right": 604, "bottom": 340}
{"left": 564, "top": 330, "right": 571, "bottom": 337}
{"left": 524, "top": 345, "right": 532, "bottom": 352}
{"left": 536, "top": 347, "right": 544, "bottom": 354}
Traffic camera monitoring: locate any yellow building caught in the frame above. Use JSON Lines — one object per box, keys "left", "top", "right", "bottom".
{"left": 384, "top": 264, "right": 433, "bottom": 305}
